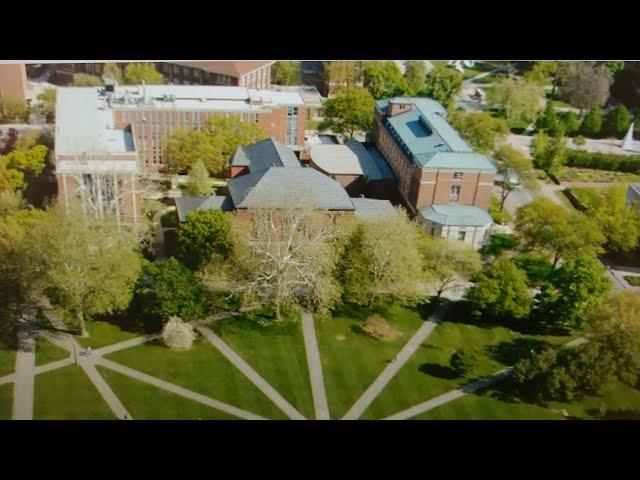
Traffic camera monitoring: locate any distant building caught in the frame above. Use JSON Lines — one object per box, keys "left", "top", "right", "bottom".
{"left": 372, "top": 97, "right": 496, "bottom": 248}
{"left": 0, "top": 63, "right": 28, "bottom": 101}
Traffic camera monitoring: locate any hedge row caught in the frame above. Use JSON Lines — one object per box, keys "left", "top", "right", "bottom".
{"left": 565, "top": 150, "right": 640, "bottom": 174}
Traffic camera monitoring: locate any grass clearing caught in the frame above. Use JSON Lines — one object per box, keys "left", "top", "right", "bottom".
{"left": 77, "top": 318, "right": 142, "bottom": 350}
{"left": 105, "top": 335, "right": 288, "bottom": 419}
{"left": 34, "top": 365, "right": 115, "bottom": 420}
{"left": 212, "top": 310, "right": 315, "bottom": 419}
{"left": 315, "top": 303, "right": 430, "bottom": 419}
{"left": 97, "top": 366, "right": 240, "bottom": 420}
{"left": 35, "top": 337, "right": 69, "bottom": 366}
{"left": 0, "top": 384, "right": 12, "bottom": 419}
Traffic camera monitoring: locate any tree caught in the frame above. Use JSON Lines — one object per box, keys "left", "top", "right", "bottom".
{"left": 123, "top": 63, "right": 164, "bottom": 85}
{"left": 530, "top": 130, "right": 567, "bottom": 173}
{"left": 324, "top": 61, "right": 362, "bottom": 93}
{"left": 0, "top": 95, "right": 29, "bottom": 123}
{"left": 564, "top": 62, "right": 612, "bottom": 112}
{"left": 319, "top": 87, "right": 374, "bottom": 139}
{"left": 464, "top": 258, "right": 533, "bottom": 322}
{"left": 535, "top": 255, "right": 610, "bottom": 328}
{"left": 164, "top": 116, "right": 265, "bottom": 176}
{"left": 605, "top": 61, "right": 626, "bottom": 75}
{"left": 419, "top": 236, "right": 481, "bottom": 300}
{"left": 564, "top": 111, "right": 581, "bottom": 135}
{"left": 133, "top": 257, "right": 206, "bottom": 331}
{"left": 515, "top": 197, "right": 605, "bottom": 266}
{"left": 102, "top": 63, "right": 124, "bottom": 83}
{"left": 18, "top": 200, "right": 142, "bottom": 337}
{"left": 362, "top": 61, "right": 408, "bottom": 99}
{"left": 422, "top": 64, "right": 463, "bottom": 106}
{"left": 72, "top": 74, "right": 103, "bottom": 87}
{"left": 35, "top": 88, "right": 56, "bottom": 123}
{"left": 0, "top": 145, "right": 48, "bottom": 192}
{"left": 450, "top": 348, "right": 478, "bottom": 377}
{"left": 605, "top": 105, "right": 632, "bottom": 137}
{"left": 524, "top": 61, "right": 558, "bottom": 86}
{"left": 493, "top": 144, "right": 537, "bottom": 210}
{"left": 271, "top": 61, "right": 301, "bottom": 85}
{"left": 592, "top": 183, "right": 640, "bottom": 253}
{"left": 338, "top": 210, "right": 428, "bottom": 308}
{"left": 539, "top": 101, "right": 559, "bottom": 133}
{"left": 591, "top": 291, "right": 640, "bottom": 334}
{"left": 513, "top": 251, "right": 553, "bottom": 287}
{"left": 404, "top": 60, "right": 426, "bottom": 95}
{"left": 183, "top": 160, "right": 211, "bottom": 197}
{"left": 487, "top": 76, "right": 544, "bottom": 125}
{"left": 580, "top": 106, "right": 603, "bottom": 137}
{"left": 448, "top": 110, "right": 509, "bottom": 154}
{"left": 161, "top": 316, "right": 196, "bottom": 349}
{"left": 177, "top": 209, "right": 235, "bottom": 270}
{"left": 203, "top": 207, "right": 347, "bottom": 321}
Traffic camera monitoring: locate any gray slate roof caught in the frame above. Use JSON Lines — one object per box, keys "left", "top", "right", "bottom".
{"left": 230, "top": 138, "right": 300, "bottom": 172}
{"left": 175, "top": 195, "right": 233, "bottom": 222}
{"left": 227, "top": 167, "right": 355, "bottom": 210}
{"left": 419, "top": 204, "right": 492, "bottom": 227}
{"left": 352, "top": 198, "right": 397, "bottom": 222}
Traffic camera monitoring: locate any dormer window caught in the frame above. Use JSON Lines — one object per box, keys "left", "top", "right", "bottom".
{"left": 453, "top": 172, "right": 464, "bottom": 179}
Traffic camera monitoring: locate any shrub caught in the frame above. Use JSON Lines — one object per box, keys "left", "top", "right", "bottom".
{"left": 360, "top": 314, "right": 399, "bottom": 341}
{"left": 572, "top": 135, "right": 587, "bottom": 146}
{"left": 450, "top": 348, "right": 478, "bottom": 376}
{"left": 564, "top": 150, "right": 640, "bottom": 174}
{"left": 72, "top": 73, "right": 103, "bottom": 87}
{"left": 0, "top": 95, "right": 29, "bottom": 123}
{"left": 489, "top": 196, "right": 513, "bottom": 225}
{"left": 161, "top": 316, "right": 196, "bottom": 349}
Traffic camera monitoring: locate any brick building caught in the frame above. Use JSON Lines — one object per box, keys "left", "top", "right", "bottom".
{"left": 0, "top": 63, "right": 28, "bottom": 100}
{"left": 373, "top": 97, "right": 497, "bottom": 248}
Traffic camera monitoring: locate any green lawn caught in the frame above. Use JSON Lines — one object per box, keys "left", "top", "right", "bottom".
{"left": 0, "top": 308, "right": 16, "bottom": 377}
{"left": 0, "top": 384, "right": 12, "bottom": 420}
{"left": 35, "top": 337, "right": 70, "bottom": 366}
{"left": 96, "top": 366, "right": 239, "bottom": 420}
{"left": 315, "top": 303, "right": 429, "bottom": 419}
{"left": 0, "top": 344, "right": 16, "bottom": 377}
{"left": 414, "top": 378, "right": 640, "bottom": 420}
{"left": 105, "top": 336, "right": 288, "bottom": 419}
{"left": 34, "top": 365, "right": 115, "bottom": 420}
{"left": 624, "top": 276, "right": 640, "bottom": 286}
{"left": 76, "top": 319, "right": 141, "bottom": 350}
{"left": 212, "top": 312, "right": 315, "bottom": 419}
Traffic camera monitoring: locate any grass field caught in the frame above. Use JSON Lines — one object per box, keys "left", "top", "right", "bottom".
{"left": 0, "top": 384, "right": 12, "bottom": 420}
{"left": 0, "top": 344, "right": 16, "bottom": 377}
{"left": 34, "top": 365, "right": 115, "bottom": 420}
{"left": 0, "top": 308, "right": 16, "bottom": 377}
{"left": 315, "top": 303, "right": 429, "bottom": 419}
{"left": 35, "top": 337, "right": 70, "bottom": 366}
{"left": 105, "top": 336, "right": 288, "bottom": 419}
{"left": 77, "top": 319, "right": 141, "bottom": 350}
{"left": 212, "top": 311, "right": 315, "bottom": 419}
{"left": 96, "top": 366, "right": 240, "bottom": 420}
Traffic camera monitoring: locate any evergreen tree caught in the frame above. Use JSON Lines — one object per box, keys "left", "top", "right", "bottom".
{"left": 581, "top": 106, "right": 603, "bottom": 137}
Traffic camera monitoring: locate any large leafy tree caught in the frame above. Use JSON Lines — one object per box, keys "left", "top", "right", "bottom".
{"left": 419, "top": 236, "right": 481, "bottom": 301}
{"left": 515, "top": 197, "right": 605, "bottom": 266}
{"left": 271, "top": 61, "right": 301, "bottom": 85}
{"left": 177, "top": 209, "right": 234, "bottom": 270}
{"left": 123, "top": 63, "right": 165, "bottom": 85}
{"left": 604, "top": 105, "right": 632, "bottom": 137}
{"left": 0, "top": 145, "right": 48, "bottom": 192}
{"left": 564, "top": 62, "right": 612, "bottom": 112}
{"left": 133, "top": 257, "right": 206, "bottom": 331}
{"left": 324, "top": 61, "right": 362, "bottom": 93}
{"left": 592, "top": 183, "right": 640, "bottom": 253}
{"left": 464, "top": 258, "right": 533, "bottom": 322}
{"left": 164, "top": 116, "right": 265, "bottom": 176}
{"left": 17, "top": 201, "right": 142, "bottom": 337}
{"left": 534, "top": 255, "right": 610, "bottom": 328}
{"left": 403, "top": 60, "right": 427, "bottom": 95}
{"left": 487, "top": 76, "right": 544, "bottom": 125}
{"left": 319, "top": 87, "right": 374, "bottom": 139}
{"left": 422, "top": 64, "right": 463, "bottom": 106}
{"left": 362, "top": 61, "right": 408, "bottom": 99}
{"left": 493, "top": 144, "right": 537, "bottom": 210}
{"left": 448, "top": 110, "right": 509, "bottom": 154}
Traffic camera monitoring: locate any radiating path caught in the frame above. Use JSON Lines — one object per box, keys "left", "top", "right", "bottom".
{"left": 12, "top": 307, "right": 37, "bottom": 420}
{"left": 342, "top": 303, "right": 447, "bottom": 420}
{"left": 301, "top": 311, "right": 330, "bottom": 420}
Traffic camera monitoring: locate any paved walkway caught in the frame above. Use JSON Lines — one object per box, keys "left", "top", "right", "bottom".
{"left": 152, "top": 206, "right": 176, "bottom": 260}
{"left": 197, "top": 325, "right": 306, "bottom": 420}
{"left": 301, "top": 311, "right": 330, "bottom": 420}
{"left": 12, "top": 306, "right": 37, "bottom": 420}
{"left": 96, "top": 357, "right": 264, "bottom": 420}
{"left": 342, "top": 303, "right": 447, "bottom": 420}
{"left": 385, "top": 368, "right": 514, "bottom": 420}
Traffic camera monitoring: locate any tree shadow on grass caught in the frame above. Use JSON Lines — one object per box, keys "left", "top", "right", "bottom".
{"left": 418, "top": 362, "right": 458, "bottom": 380}
{"left": 587, "top": 409, "right": 640, "bottom": 420}
{"left": 487, "top": 338, "right": 553, "bottom": 366}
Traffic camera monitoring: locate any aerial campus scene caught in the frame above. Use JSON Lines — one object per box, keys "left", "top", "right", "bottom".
{"left": 1, "top": 59, "right": 640, "bottom": 422}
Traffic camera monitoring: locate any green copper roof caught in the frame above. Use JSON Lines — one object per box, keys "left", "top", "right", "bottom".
{"left": 376, "top": 97, "right": 496, "bottom": 172}
{"left": 419, "top": 204, "right": 493, "bottom": 227}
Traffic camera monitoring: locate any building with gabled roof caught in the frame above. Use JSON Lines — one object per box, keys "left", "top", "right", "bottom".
{"left": 373, "top": 96, "right": 496, "bottom": 248}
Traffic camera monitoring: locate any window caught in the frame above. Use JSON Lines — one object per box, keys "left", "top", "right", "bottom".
{"left": 453, "top": 172, "right": 464, "bottom": 179}
{"left": 286, "top": 106, "right": 298, "bottom": 145}
{"left": 458, "top": 230, "right": 466, "bottom": 241}
{"left": 450, "top": 185, "right": 461, "bottom": 202}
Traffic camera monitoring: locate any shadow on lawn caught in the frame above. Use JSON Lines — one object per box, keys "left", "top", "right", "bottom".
{"left": 419, "top": 362, "right": 457, "bottom": 380}
{"left": 487, "top": 338, "right": 553, "bottom": 366}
